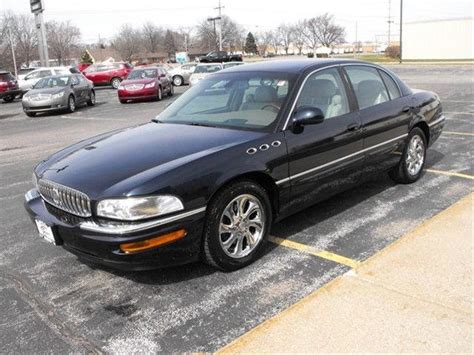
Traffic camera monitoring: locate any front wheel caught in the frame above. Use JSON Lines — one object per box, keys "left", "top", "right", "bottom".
{"left": 389, "top": 127, "right": 427, "bottom": 184}
{"left": 26, "top": 112, "right": 36, "bottom": 117}
{"left": 67, "top": 95, "right": 76, "bottom": 113}
{"left": 203, "top": 180, "right": 272, "bottom": 271}
{"left": 168, "top": 84, "right": 174, "bottom": 97}
{"left": 156, "top": 86, "right": 162, "bottom": 101}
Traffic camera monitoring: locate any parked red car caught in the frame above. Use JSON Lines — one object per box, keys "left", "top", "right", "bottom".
{"left": 83, "top": 62, "right": 132, "bottom": 89}
{"left": 0, "top": 71, "right": 21, "bottom": 103}
{"left": 77, "top": 63, "right": 91, "bottom": 72}
{"left": 118, "top": 66, "right": 174, "bottom": 103}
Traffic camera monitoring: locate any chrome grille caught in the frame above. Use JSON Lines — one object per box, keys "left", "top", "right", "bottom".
{"left": 37, "top": 179, "right": 92, "bottom": 218}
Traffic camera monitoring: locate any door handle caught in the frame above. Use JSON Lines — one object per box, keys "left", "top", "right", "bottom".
{"left": 346, "top": 123, "right": 361, "bottom": 131}
{"left": 402, "top": 106, "right": 413, "bottom": 113}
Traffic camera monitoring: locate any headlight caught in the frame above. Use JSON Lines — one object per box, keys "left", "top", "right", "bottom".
{"left": 52, "top": 91, "right": 64, "bottom": 99}
{"left": 144, "top": 82, "right": 156, "bottom": 89}
{"left": 96, "top": 195, "right": 184, "bottom": 221}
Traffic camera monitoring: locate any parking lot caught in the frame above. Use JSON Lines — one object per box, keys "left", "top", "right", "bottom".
{"left": 0, "top": 64, "right": 472, "bottom": 352}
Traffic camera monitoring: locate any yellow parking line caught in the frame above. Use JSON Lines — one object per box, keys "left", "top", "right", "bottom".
{"left": 443, "top": 131, "right": 474, "bottom": 137}
{"left": 426, "top": 168, "right": 474, "bottom": 180}
{"left": 268, "top": 235, "right": 360, "bottom": 268}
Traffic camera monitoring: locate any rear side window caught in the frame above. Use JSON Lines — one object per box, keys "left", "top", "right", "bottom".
{"left": 296, "top": 68, "right": 350, "bottom": 119}
{"left": 379, "top": 70, "right": 401, "bottom": 100}
{"left": 345, "top": 66, "right": 389, "bottom": 109}
{"left": 0, "top": 73, "right": 14, "bottom": 81}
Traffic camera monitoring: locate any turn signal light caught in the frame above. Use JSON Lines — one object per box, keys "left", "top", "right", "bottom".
{"left": 120, "top": 229, "right": 187, "bottom": 254}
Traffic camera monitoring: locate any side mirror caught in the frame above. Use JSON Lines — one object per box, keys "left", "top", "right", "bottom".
{"left": 291, "top": 106, "right": 325, "bottom": 133}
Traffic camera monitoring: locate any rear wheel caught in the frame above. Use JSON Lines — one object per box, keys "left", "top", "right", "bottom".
{"left": 26, "top": 112, "right": 36, "bottom": 117}
{"left": 168, "top": 84, "right": 174, "bottom": 97}
{"left": 3, "top": 95, "right": 14, "bottom": 103}
{"left": 119, "top": 99, "right": 127, "bottom": 104}
{"left": 67, "top": 95, "right": 76, "bottom": 113}
{"left": 203, "top": 180, "right": 272, "bottom": 271}
{"left": 111, "top": 77, "right": 121, "bottom": 89}
{"left": 87, "top": 90, "right": 96, "bottom": 106}
{"left": 173, "top": 75, "right": 183, "bottom": 86}
{"left": 389, "top": 127, "right": 427, "bottom": 184}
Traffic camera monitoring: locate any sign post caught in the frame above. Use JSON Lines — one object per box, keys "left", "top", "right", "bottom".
{"left": 30, "top": 0, "right": 49, "bottom": 67}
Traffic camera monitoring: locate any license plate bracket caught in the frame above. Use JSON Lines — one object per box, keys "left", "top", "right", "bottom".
{"left": 35, "top": 219, "right": 57, "bottom": 245}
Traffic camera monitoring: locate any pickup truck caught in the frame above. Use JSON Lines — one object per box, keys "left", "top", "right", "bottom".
{"left": 198, "top": 51, "right": 243, "bottom": 63}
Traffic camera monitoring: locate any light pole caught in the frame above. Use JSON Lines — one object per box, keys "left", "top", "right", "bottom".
{"left": 7, "top": 27, "right": 18, "bottom": 78}
{"left": 30, "top": 0, "right": 49, "bottom": 67}
{"left": 214, "top": 0, "right": 224, "bottom": 51}
{"left": 207, "top": 16, "right": 221, "bottom": 51}
{"left": 399, "top": 0, "right": 403, "bottom": 63}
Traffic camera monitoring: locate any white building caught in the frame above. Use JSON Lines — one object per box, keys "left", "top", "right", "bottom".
{"left": 402, "top": 18, "right": 473, "bottom": 60}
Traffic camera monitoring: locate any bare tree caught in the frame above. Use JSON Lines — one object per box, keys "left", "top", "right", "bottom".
{"left": 270, "top": 29, "right": 282, "bottom": 55}
{"left": 111, "top": 24, "right": 142, "bottom": 62}
{"left": 196, "top": 15, "right": 243, "bottom": 52}
{"left": 46, "top": 20, "right": 81, "bottom": 65}
{"left": 278, "top": 24, "right": 293, "bottom": 55}
{"left": 292, "top": 21, "right": 306, "bottom": 55}
{"left": 164, "top": 29, "right": 177, "bottom": 57}
{"left": 14, "top": 14, "right": 38, "bottom": 67}
{"left": 141, "top": 22, "right": 162, "bottom": 53}
{"left": 256, "top": 30, "right": 273, "bottom": 56}
{"left": 303, "top": 14, "right": 345, "bottom": 53}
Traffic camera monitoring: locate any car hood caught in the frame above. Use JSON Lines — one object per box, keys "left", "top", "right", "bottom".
{"left": 38, "top": 122, "right": 265, "bottom": 199}
{"left": 121, "top": 78, "right": 155, "bottom": 86}
{"left": 26, "top": 87, "right": 66, "bottom": 96}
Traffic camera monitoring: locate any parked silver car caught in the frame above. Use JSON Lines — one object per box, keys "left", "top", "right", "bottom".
{"left": 22, "top": 74, "right": 95, "bottom": 117}
{"left": 168, "top": 63, "right": 198, "bottom": 86}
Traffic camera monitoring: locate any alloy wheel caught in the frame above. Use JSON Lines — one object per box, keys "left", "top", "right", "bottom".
{"left": 219, "top": 194, "right": 265, "bottom": 259}
{"left": 69, "top": 96, "right": 75, "bottom": 112}
{"left": 406, "top": 134, "right": 425, "bottom": 176}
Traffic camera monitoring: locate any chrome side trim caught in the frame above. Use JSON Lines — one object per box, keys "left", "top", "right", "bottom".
{"left": 79, "top": 207, "right": 206, "bottom": 235}
{"left": 428, "top": 115, "right": 446, "bottom": 127}
{"left": 276, "top": 133, "right": 408, "bottom": 185}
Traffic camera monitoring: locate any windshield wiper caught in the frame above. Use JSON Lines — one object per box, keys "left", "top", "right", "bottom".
{"left": 152, "top": 118, "right": 163, "bottom": 123}
{"left": 186, "top": 122, "right": 217, "bottom": 128}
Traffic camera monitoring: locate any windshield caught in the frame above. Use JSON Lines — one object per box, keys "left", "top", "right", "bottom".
{"left": 156, "top": 71, "right": 296, "bottom": 131}
{"left": 127, "top": 69, "right": 157, "bottom": 79}
{"left": 194, "top": 65, "right": 222, "bottom": 74}
{"left": 34, "top": 76, "right": 70, "bottom": 89}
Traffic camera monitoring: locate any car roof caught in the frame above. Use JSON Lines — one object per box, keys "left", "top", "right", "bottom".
{"left": 197, "top": 63, "right": 223, "bottom": 66}
{"left": 220, "top": 59, "right": 376, "bottom": 74}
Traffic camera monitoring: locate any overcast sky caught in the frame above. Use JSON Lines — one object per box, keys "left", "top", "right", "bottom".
{"left": 1, "top": 0, "right": 472, "bottom": 44}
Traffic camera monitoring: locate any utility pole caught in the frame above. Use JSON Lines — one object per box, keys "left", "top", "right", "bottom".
{"left": 207, "top": 17, "right": 221, "bottom": 51}
{"left": 387, "top": 0, "right": 394, "bottom": 46}
{"left": 355, "top": 21, "right": 358, "bottom": 57}
{"left": 30, "top": 0, "right": 49, "bottom": 67}
{"left": 399, "top": 0, "right": 403, "bottom": 63}
{"left": 8, "top": 27, "right": 18, "bottom": 78}
{"left": 214, "top": 0, "right": 224, "bottom": 51}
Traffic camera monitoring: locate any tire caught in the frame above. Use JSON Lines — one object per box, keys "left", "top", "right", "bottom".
{"left": 87, "top": 90, "right": 96, "bottom": 106}
{"left": 203, "top": 180, "right": 272, "bottom": 271}
{"left": 389, "top": 127, "right": 427, "bottom": 184}
{"left": 156, "top": 86, "right": 162, "bottom": 101}
{"left": 173, "top": 75, "right": 183, "bottom": 86}
{"left": 119, "top": 99, "right": 127, "bottom": 104}
{"left": 26, "top": 112, "right": 36, "bottom": 117}
{"left": 3, "top": 95, "right": 14, "bottom": 103}
{"left": 67, "top": 95, "right": 76, "bottom": 113}
{"left": 168, "top": 84, "right": 174, "bottom": 97}
{"left": 111, "top": 77, "right": 121, "bottom": 89}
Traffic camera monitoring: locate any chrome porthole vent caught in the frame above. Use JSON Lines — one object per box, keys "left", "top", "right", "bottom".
{"left": 246, "top": 148, "right": 257, "bottom": 155}
{"left": 271, "top": 141, "right": 282, "bottom": 147}
{"left": 259, "top": 144, "right": 270, "bottom": 151}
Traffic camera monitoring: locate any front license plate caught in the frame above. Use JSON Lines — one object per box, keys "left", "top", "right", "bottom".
{"left": 35, "top": 219, "right": 56, "bottom": 245}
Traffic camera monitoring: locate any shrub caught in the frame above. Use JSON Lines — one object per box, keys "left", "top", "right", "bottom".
{"left": 385, "top": 45, "right": 400, "bottom": 59}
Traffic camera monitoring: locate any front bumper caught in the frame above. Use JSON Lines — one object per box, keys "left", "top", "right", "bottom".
{"left": 22, "top": 96, "right": 69, "bottom": 113}
{"left": 118, "top": 87, "right": 157, "bottom": 101}
{"left": 0, "top": 88, "right": 21, "bottom": 99}
{"left": 24, "top": 189, "right": 206, "bottom": 270}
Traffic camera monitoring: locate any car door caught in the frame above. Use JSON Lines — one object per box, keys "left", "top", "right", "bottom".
{"left": 71, "top": 75, "right": 83, "bottom": 103}
{"left": 283, "top": 67, "right": 364, "bottom": 210}
{"left": 343, "top": 65, "right": 411, "bottom": 174}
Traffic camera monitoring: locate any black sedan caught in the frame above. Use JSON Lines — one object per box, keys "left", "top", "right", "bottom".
{"left": 24, "top": 59, "right": 445, "bottom": 271}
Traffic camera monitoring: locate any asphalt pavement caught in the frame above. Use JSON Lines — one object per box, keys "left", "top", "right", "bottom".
{"left": 0, "top": 64, "right": 472, "bottom": 352}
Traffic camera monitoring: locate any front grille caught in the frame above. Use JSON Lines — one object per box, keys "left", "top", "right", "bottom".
{"left": 38, "top": 179, "right": 92, "bottom": 218}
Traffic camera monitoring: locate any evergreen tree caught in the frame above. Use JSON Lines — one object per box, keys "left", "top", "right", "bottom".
{"left": 80, "top": 50, "right": 94, "bottom": 64}
{"left": 244, "top": 32, "right": 258, "bottom": 54}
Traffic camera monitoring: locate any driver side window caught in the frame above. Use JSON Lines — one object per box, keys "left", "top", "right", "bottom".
{"left": 296, "top": 68, "right": 349, "bottom": 119}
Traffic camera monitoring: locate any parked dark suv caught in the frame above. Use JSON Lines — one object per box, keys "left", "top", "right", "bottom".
{"left": 83, "top": 62, "right": 132, "bottom": 89}
{"left": 0, "top": 71, "right": 21, "bottom": 103}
